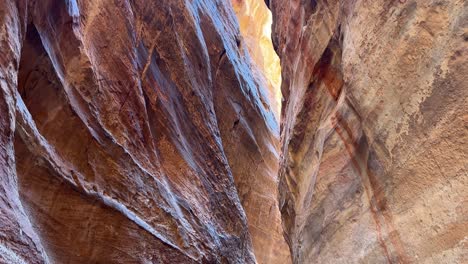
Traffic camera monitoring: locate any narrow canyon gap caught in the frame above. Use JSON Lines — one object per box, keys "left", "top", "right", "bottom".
{"left": 0, "top": 0, "right": 467, "bottom": 264}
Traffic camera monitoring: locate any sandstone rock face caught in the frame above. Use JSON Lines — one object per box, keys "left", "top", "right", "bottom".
{"left": 230, "top": 1, "right": 290, "bottom": 263}
{"left": 271, "top": 0, "right": 467, "bottom": 263}
{"left": 1, "top": 0, "right": 285, "bottom": 263}
{"left": 231, "top": 0, "right": 282, "bottom": 121}
{"left": 0, "top": 2, "right": 49, "bottom": 263}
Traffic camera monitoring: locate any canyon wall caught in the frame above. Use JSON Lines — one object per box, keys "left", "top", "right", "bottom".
{"left": 230, "top": 0, "right": 290, "bottom": 263}
{"left": 2, "top": 0, "right": 466, "bottom": 263}
{"left": 231, "top": 0, "right": 282, "bottom": 121}
{"left": 270, "top": 0, "right": 467, "bottom": 263}
{"left": 1, "top": 0, "right": 287, "bottom": 263}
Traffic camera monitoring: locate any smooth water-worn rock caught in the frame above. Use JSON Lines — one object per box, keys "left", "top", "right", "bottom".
{"left": 1, "top": 0, "right": 285, "bottom": 263}
{"left": 271, "top": 0, "right": 467, "bottom": 263}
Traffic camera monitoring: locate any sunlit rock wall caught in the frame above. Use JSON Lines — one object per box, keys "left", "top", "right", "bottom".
{"left": 1, "top": 0, "right": 284, "bottom": 263}
{"left": 229, "top": 0, "right": 291, "bottom": 263}
{"left": 271, "top": 0, "right": 467, "bottom": 263}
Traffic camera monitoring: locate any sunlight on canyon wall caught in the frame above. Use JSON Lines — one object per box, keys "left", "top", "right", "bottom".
{"left": 231, "top": 0, "right": 282, "bottom": 120}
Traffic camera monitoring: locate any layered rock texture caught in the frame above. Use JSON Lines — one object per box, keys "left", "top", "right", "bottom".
{"left": 1, "top": 0, "right": 287, "bottom": 263}
{"left": 271, "top": 0, "right": 467, "bottom": 263}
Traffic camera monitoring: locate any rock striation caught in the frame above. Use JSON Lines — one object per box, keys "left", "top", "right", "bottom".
{"left": 1, "top": 0, "right": 285, "bottom": 263}
{"left": 271, "top": 0, "right": 467, "bottom": 263}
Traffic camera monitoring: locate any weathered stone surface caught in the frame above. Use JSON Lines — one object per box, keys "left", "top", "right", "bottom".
{"left": 1, "top": 0, "right": 284, "bottom": 263}
{"left": 271, "top": 0, "right": 467, "bottom": 263}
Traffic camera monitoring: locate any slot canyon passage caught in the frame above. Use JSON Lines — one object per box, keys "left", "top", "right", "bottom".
{"left": 0, "top": 0, "right": 466, "bottom": 263}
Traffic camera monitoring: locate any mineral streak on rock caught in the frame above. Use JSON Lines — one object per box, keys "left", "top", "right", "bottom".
{"left": 271, "top": 0, "right": 467, "bottom": 263}
{"left": 1, "top": 0, "right": 285, "bottom": 263}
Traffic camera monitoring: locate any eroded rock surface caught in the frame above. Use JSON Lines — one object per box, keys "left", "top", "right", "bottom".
{"left": 1, "top": 0, "right": 284, "bottom": 263}
{"left": 271, "top": 0, "right": 467, "bottom": 263}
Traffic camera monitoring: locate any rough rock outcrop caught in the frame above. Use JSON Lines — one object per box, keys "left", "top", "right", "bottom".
{"left": 1, "top": 0, "right": 284, "bottom": 263}
{"left": 271, "top": 0, "right": 467, "bottom": 263}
